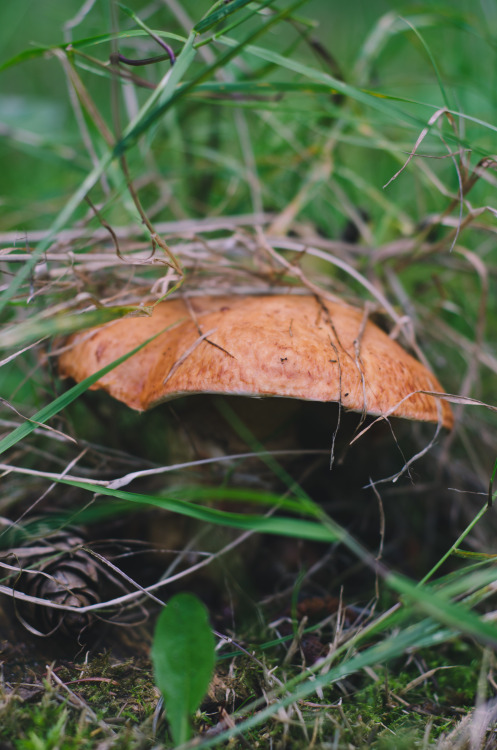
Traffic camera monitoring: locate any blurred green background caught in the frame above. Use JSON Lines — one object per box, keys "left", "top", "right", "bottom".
{"left": 2, "top": 0, "right": 497, "bottom": 234}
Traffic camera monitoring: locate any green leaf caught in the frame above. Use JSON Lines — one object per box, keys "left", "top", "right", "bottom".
{"left": 151, "top": 593, "right": 215, "bottom": 745}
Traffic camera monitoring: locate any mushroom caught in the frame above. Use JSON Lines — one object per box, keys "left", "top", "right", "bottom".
{"left": 58, "top": 294, "right": 453, "bottom": 429}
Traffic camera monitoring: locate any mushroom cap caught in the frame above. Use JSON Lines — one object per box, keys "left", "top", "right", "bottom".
{"left": 58, "top": 295, "right": 453, "bottom": 428}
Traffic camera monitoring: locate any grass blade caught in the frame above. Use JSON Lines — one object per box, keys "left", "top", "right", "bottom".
{"left": 194, "top": 0, "right": 258, "bottom": 34}
{"left": 0, "top": 306, "right": 139, "bottom": 351}
{"left": 0, "top": 323, "right": 178, "bottom": 457}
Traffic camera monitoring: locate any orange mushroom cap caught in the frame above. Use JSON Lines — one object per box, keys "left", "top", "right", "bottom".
{"left": 58, "top": 295, "right": 453, "bottom": 428}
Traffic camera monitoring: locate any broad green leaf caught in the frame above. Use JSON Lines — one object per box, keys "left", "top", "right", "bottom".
{"left": 151, "top": 593, "right": 215, "bottom": 745}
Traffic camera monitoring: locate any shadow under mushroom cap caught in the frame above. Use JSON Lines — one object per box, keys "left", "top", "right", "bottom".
{"left": 58, "top": 295, "right": 454, "bottom": 429}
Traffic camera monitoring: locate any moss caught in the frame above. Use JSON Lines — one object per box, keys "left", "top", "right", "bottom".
{"left": 0, "top": 636, "right": 486, "bottom": 749}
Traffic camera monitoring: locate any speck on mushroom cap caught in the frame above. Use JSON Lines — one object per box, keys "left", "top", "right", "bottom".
{"left": 58, "top": 295, "right": 453, "bottom": 428}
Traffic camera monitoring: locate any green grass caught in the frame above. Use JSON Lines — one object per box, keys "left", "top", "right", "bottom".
{"left": 1, "top": 0, "right": 497, "bottom": 747}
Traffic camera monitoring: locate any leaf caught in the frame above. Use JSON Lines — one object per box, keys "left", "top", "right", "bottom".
{"left": 151, "top": 593, "right": 215, "bottom": 745}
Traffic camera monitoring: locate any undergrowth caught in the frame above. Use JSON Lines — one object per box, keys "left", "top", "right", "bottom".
{"left": 1, "top": 0, "right": 497, "bottom": 748}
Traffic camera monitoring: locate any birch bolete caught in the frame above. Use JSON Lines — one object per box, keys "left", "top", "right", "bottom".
{"left": 58, "top": 295, "right": 453, "bottom": 429}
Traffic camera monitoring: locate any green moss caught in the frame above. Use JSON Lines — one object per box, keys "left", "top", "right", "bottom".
{"left": 0, "top": 638, "right": 485, "bottom": 749}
